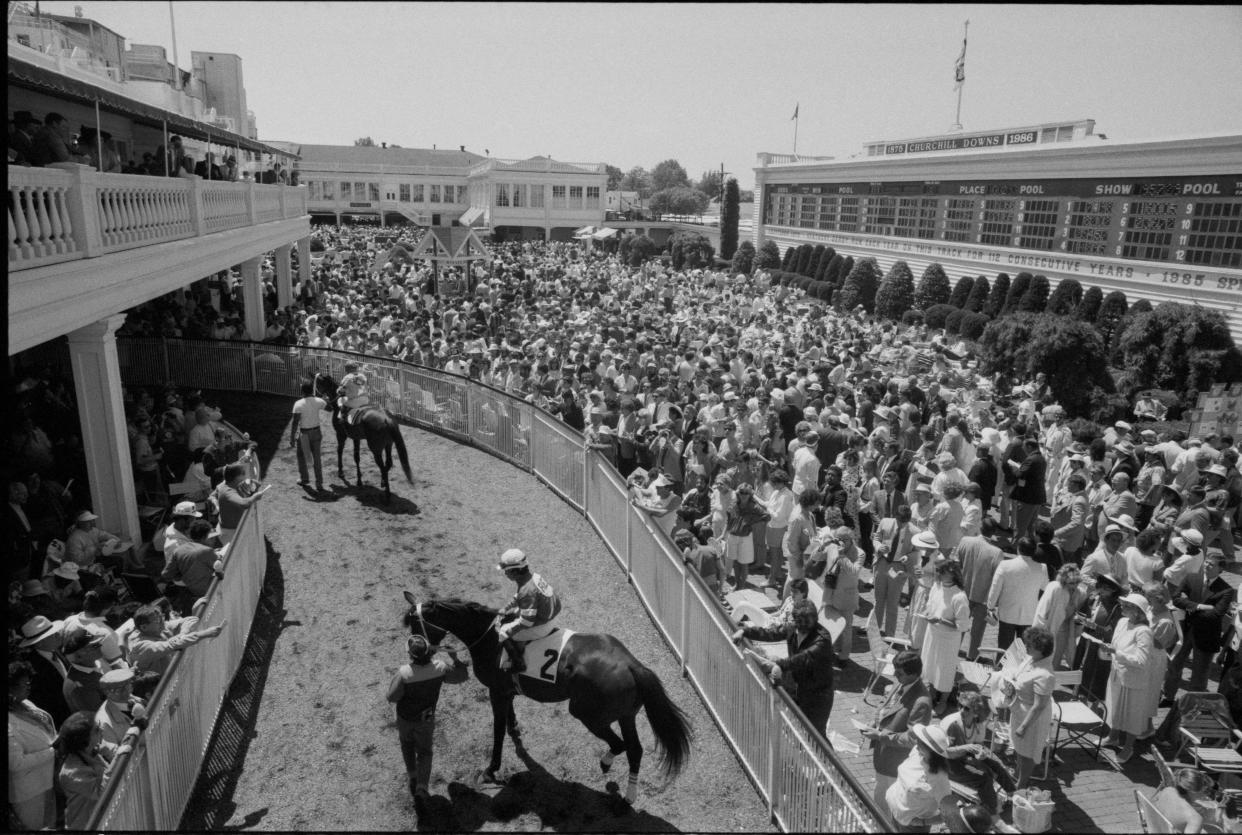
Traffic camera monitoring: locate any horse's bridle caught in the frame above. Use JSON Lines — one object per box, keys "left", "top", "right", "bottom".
{"left": 410, "top": 602, "right": 497, "bottom": 654}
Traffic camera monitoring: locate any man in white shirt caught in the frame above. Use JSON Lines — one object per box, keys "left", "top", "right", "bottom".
{"left": 791, "top": 432, "right": 822, "bottom": 498}
{"left": 1082, "top": 524, "right": 1128, "bottom": 585}
{"left": 289, "top": 381, "right": 327, "bottom": 491}
{"left": 986, "top": 537, "right": 1047, "bottom": 650}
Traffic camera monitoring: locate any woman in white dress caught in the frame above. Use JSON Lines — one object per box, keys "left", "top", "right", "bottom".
{"left": 1101, "top": 593, "right": 1155, "bottom": 763}
{"left": 919, "top": 560, "right": 970, "bottom": 715}
{"left": 905, "top": 530, "right": 941, "bottom": 650}
{"left": 999, "top": 626, "right": 1056, "bottom": 790}
{"left": 1140, "top": 582, "right": 1179, "bottom": 741}
{"left": 1032, "top": 563, "right": 1086, "bottom": 670}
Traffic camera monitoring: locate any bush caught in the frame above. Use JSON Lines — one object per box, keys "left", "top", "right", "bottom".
{"left": 1095, "top": 290, "right": 1129, "bottom": 344}
{"left": 1115, "top": 302, "right": 1242, "bottom": 397}
{"left": 807, "top": 244, "right": 827, "bottom": 278}
{"left": 924, "top": 303, "right": 957, "bottom": 330}
{"left": 814, "top": 247, "right": 836, "bottom": 282}
{"left": 720, "top": 178, "right": 740, "bottom": 260}
{"left": 901, "top": 309, "right": 925, "bottom": 327}
{"left": 874, "top": 260, "right": 917, "bottom": 321}
{"left": 624, "top": 234, "right": 658, "bottom": 267}
{"left": 978, "top": 313, "right": 1114, "bottom": 416}
{"left": 794, "top": 275, "right": 813, "bottom": 291}
{"left": 730, "top": 240, "right": 755, "bottom": 276}
{"left": 1018, "top": 275, "right": 1051, "bottom": 313}
{"left": 965, "top": 276, "right": 990, "bottom": 312}
{"left": 754, "top": 240, "right": 781, "bottom": 271}
{"left": 781, "top": 247, "right": 797, "bottom": 271}
{"left": 1075, "top": 285, "right": 1103, "bottom": 321}
{"left": 822, "top": 254, "right": 845, "bottom": 285}
{"left": 1047, "top": 278, "right": 1084, "bottom": 315}
{"left": 944, "top": 308, "right": 966, "bottom": 334}
{"left": 949, "top": 276, "right": 974, "bottom": 309}
{"left": 984, "top": 273, "right": 1010, "bottom": 317}
{"left": 835, "top": 257, "right": 883, "bottom": 314}
{"left": 1003, "top": 272, "right": 1033, "bottom": 315}
{"left": 959, "top": 311, "right": 991, "bottom": 340}
{"left": 915, "top": 264, "right": 952, "bottom": 310}
{"left": 814, "top": 282, "right": 835, "bottom": 302}
{"left": 670, "top": 230, "right": 715, "bottom": 270}
{"left": 795, "top": 244, "right": 815, "bottom": 276}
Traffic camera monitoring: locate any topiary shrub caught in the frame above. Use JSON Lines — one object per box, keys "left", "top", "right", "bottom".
{"left": 1019, "top": 274, "right": 1051, "bottom": 313}
{"left": 1075, "top": 285, "right": 1103, "bottom": 321}
{"left": 901, "top": 309, "right": 925, "bottom": 327}
{"left": 964, "top": 276, "right": 990, "bottom": 312}
{"left": 924, "top": 303, "right": 957, "bottom": 330}
{"left": 949, "top": 276, "right": 975, "bottom": 309}
{"left": 1047, "top": 278, "right": 1084, "bottom": 315}
{"left": 944, "top": 308, "right": 966, "bottom": 334}
{"left": 960, "top": 311, "right": 991, "bottom": 340}
{"left": 1003, "top": 272, "right": 1033, "bottom": 315}
{"left": 984, "top": 273, "right": 1010, "bottom": 317}
{"left": 915, "top": 264, "right": 952, "bottom": 310}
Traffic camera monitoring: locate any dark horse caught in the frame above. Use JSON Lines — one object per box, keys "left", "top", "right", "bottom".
{"left": 403, "top": 594, "right": 692, "bottom": 803}
{"left": 313, "top": 373, "right": 412, "bottom": 502}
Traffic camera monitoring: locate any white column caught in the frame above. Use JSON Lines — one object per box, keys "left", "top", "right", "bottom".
{"left": 239, "top": 256, "right": 265, "bottom": 341}
{"left": 753, "top": 170, "right": 766, "bottom": 249}
{"left": 275, "top": 243, "right": 293, "bottom": 309}
{"left": 297, "top": 236, "right": 311, "bottom": 285}
{"left": 67, "top": 315, "right": 141, "bottom": 544}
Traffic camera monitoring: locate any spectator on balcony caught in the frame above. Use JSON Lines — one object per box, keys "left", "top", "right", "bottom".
{"left": 78, "top": 128, "right": 121, "bottom": 173}
{"left": 9, "top": 110, "right": 41, "bottom": 166}
{"left": 63, "top": 587, "right": 125, "bottom": 670}
{"left": 28, "top": 112, "right": 88, "bottom": 167}
{"left": 93, "top": 668, "right": 147, "bottom": 762}
{"left": 161, "top": 519, "right": 221, "bottom": 615}
{"left": 223, "top": 155, "right": 239, "bottom": 181}
{"left": 62, "top": 630, "right": 107, "bottom": 714}
{"left": 195, "top": 151, "right": 223, "bottom": 181}
{"left": 8, "top": 660, "right": 58, "bottom": 831}
{"left": 55, "top": 709, "right": 137, "bottom": 831}
{"left": 65, "top": 511, "right": 124, "bottom": 573}
{"left": 211, "top": 463, "right": 271, "bottom": 545}
{"left": 127, "top": 603, "right": 225, "bottom": 676}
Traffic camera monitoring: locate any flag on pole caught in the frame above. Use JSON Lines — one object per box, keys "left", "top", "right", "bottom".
{"left": 791, "top": 103, "right": 799, "bottom": 121}
{"left": 954, "top": 26, "right": 968, "bottom": 90}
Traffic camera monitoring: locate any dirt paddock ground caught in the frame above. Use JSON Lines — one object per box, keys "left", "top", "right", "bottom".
{"left": 181, "top": 391, "right": 774, "bottom": 832}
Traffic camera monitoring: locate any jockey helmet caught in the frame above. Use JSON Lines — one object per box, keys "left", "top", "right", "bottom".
{"left": 497, "top": 548, "right": 528, "bottom": 572}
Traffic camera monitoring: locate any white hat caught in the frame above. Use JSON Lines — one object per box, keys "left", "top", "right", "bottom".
{"left": 1208, "top": 464, "right": 1228, "bottom": 479}
{"left": 100, "top": 668, "right": 135, "bottom": 688}
{"left": 1114, "top": 421, "right": 1133, "bottom": 432}
{"left": 53, "top": 561, "right": 81, "bottom": 581}
{"left": 173, "top": 501, "right": 203, "bottom": 517}
{"left": 1181, "top": 528, "right": 1205, "bottom": 547}
{"left": 75, "top": 510, "right": 99, "bottom": 523}
{"left": 497, "top": 548, "right": 528, "bottom": 571}
{"left": 1119, "top": 592, "right": 1152, "bottom": 620}
{"left": 911, "top": 723, "right": 951, "bottom": 758}
{"left": 1110, "top": 514, "right": 1138, "bottom": 533}
{"left": 1104, "top": 523, "right": 1125, "bottom": 537}
{"left": 652, "top": 474, "right": 673, "bottom": 488}
{"left": 912, "top": 531, "right": 940, "bottom": 550}
{"left": 18, "top": 615, "right": 64, "bottom": 647}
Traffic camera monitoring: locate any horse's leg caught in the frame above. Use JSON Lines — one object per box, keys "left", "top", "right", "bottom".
{"left": 370, "top": 436, "right": 390, "bottom": 503}
{"left": 506, "top": 700, "right": 525, "bottom": 754}
{"left": 574, "top": 713, "right": 626, "bottom": 774}
{"left": 618, "top": 714, "right": 643, "bottom": 804}
{"left": 483, "top": 689, "right": 509, "bottom": 782}
{"left": 353, "top": 435, "right": 363, "bottom": 487}
{"left": 335, "top": 426, "right": 346, "bottom": 481}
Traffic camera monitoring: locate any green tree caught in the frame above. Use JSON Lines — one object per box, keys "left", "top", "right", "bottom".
{"left": 720, "top": 178, "right": 740, "bottom": 260}
{"left": 835, "top": 257, "right": 883, "bottom": 313}
{"left": 1115, "top": 303, "right": 1242, "bottom": 397}
{"left": 1095, "top": 290, "right": 1129, "bottom": 345}
{"left": 874, "top": 260, "right": 916, "bottom": 321}
{"left": 754, "top": 240, "right": 781, "bottom": 271}
{"left": 781, "top": 247, "right": 798, "bottom": 271}
{"left": 354, "top": 136, "right": 376, "bottom": 146}
{"left": 795, "top": 244, "right": 815, "bottom": 276}
{"left": 651, "top": 159, "right": 692, "bottom": 192}
{"left": 978, "top": 313, "right": 1115, "bottom": 416}
{"left": 965, "top": 276, "right": 990, "bottom": 312}
{"left": 623, "top": 234, "right": 658, "bottom": 267}
{"left": 649, "top": 187, "right": 709, "bottom": 217}
{"left": 695, "top": 170, "right": 723, "bottom": 200}
{"left": 731, "top": 240, "right": 755, "bottom": 275}
{"left": 1046, "top": 278, "right": 1083, "bottom": 315}
{"left": 822, "top": 254, "right": 845, "bottom": 285}
{"left": 949, "top": 275, "right": 975, "bottom": 309}
{"left": 838, "top": 256, "right": 855, "bottom": 285}
{"left": 915, "top": 263, "right": 952, "bottom": 310}
{"left": 1003, "top": 272, "right": 1033, "bottom": 315}
{"left": 620, "top": 166, "right": 652, "bottom": 198}
{"left": 807, "top": 245, "right": 827, "bottom": 278}
{"left": 1019, "top": 275, "right": 1051, "bottom": 313}
{"left": 1076, "top": 286, "right": 1103, "bottom": 321}
{"left": 814, "top": 246, "right": 837, "bottom": 281}
{"left": 603, "top": 164, "right": 624, "bottom": 191}
{"left": 983, "top": 273, "right": 1010, "bottom": 317}
{"left": 670, "top": 230, "right": 715, "bottom": 270}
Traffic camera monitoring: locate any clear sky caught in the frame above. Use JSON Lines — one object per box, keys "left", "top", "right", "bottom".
{"left": 33, "top": 2, "right": 1242, "bottom": 189}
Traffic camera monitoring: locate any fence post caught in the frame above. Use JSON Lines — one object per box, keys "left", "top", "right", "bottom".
{"left": 582, "top": 448, "right": 591, "bottom": 518}
{"left": 247, "top": 341, "right": 257, "bottom": 392}
{"left": 767, "top": 683, "right": 779, "bottom": 822}
{"left": 679, "top": 564, "right": 688, "bottom": 676}
{"left": 49, "top": 162, "right": 103, "bottom": 256}
{"left": 187, "top": 175, "right": 204, "bottom": 237}
{"left": 526, "top": 404, "right": 537, "bottom": 473}
{"left": 625, "top": 493, "right": 633, "bottom": 578}
{"left": 464, "top": 383, "right": 474, "bottom": 443}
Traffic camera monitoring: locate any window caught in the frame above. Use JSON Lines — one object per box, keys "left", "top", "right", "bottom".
{"left": 430, "top": 185, "right": 441, "bottom": 203}
{"left": 459, "top": 185, "right": 469, "bottom": 203}
{"left": 399, "top": 184, "right": 411, "bottom": 203}
{"left": 943, "top": 198, "right": 976, "bottom": 242}
{"left": 340, "top": 181, "right": 351, "bottom": 201}
{"left": 1187, "top": 202, "right": 1242, "bottom": 268}
{"left": 979, "top": 199, "right": 1016, "bottom": 246}
{"left": 837, "top": 197, "right": 859, "bottom": 232}
{"left": 551, "top": 185, "right": 567, "bottom": 209}
{"left": 512, "top": 184, "right": 525, "bottom": 208}
{"left": 322, "top": 180, "right": 334, "bottom": 201}
{"left": 569, "top": 186, "right": 583, "bottom": 209}
{"left": 530, "top": 184, "right": 545, "bottom": 208}
{"left": 368, "top": 183, "right": 380, "bottom": 202}
{"left": 307, "top": 181, "right": 321, "bottom": 201}
{"left": 1017, "top": 199, "right": 1059, "bottom": 250}
{"left": 354, "top": 182, "right": 366, "bottom": 201}
{"left": 17, "top": 34, "right": 31, "bottom": 47}
{"left": 412, "top": 184, "right": 424, "bottom": 203}
{"left": 495, "top": 184, "right": 510, "bottom": 207}
{"left": 585, "top": 186, "right": 600, "bottom": 209}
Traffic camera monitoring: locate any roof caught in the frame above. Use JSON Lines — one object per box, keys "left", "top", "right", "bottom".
{"left": 294, "top": 144, "right": 485, "bottom": 168}
{"left": 7, "top": 55, "right": 293, "bottom": 158}
{"left": 488, "top": 155, "right": 605, "bottom": 174}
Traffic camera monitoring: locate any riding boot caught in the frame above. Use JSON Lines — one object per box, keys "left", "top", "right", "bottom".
{"left": 502, "top": 638, "right": 526, "bottom": 673}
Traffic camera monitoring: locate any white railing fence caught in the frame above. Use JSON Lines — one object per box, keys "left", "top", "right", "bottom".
{"left": 97, "top": 337, "right": 890, "bottom": 832}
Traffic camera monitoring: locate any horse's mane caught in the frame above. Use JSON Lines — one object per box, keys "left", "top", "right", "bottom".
{"left": 403, "top": 596, "right": 498, "bottom": 627}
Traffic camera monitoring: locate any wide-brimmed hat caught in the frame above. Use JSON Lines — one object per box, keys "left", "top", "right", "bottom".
{"left": 20, "top": 579, "right": 47, "bottom": 598}
{"left": 911, "top": 723, "right": 951, "bottom": 758}
{"left": 1094, "top": 574, "right": 1124, "bottom": 595}
{"left": 1119, "top": 592, "right": 1152, "bottom": 620}
{"left": 172, "top": 501, "right": 202, "bottom": 517}
{"left": 53, "top": 561, "right": 81, "bottom": 581}
{"left": 912, "top": 531, "right": 940, "bottom": 550}
{"left": 18, "top": 615, "right": 64, "bottom": 647}
{"left": 74, "top": 510, "right": 99, "bottom": 523}
{"left": 1109, "top": 514, "right": 1138, "bottom": 533}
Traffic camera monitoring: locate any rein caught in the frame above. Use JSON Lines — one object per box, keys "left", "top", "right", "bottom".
{"left": 411, "top": 602, "right": 497, "bottom": 654}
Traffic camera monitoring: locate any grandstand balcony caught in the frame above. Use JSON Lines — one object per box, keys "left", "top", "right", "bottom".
{"left": 8, "top": 163, "right": 311, "bottom": 354}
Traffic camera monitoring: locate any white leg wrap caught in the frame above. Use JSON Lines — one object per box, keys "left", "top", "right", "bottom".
{"left": 625, "top": 772, "right": 639, "bottom": 803}
{"left": 600, "top": 750, "right": 617, "bottom": 767}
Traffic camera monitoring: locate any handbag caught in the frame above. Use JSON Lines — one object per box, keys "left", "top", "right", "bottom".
{"left": 824, "top": 555, "right": 843, "bottom": 589}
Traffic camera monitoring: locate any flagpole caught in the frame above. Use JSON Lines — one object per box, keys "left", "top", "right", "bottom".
{"left": 952, "top": 20, "right": 968, "bottom": 131}
{"left": 793, "top": 104, "right": 800, "bottom": 156}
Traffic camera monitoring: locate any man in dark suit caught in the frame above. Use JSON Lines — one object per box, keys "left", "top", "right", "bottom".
{"left": 860, "top": 649, "right": 934, "bottom": 810}
{"left": 733, "top": 600, "right": 836, "bottom": 737}
{"left": 9, "top": 110, "right": 40, "bottom": 165}
{"left": 18, "top": 614, "right": 72, "bottom": 726}
{"left": 873, "top": 469, "right": 908, "bottom": 523}
{"left": 1006, "top": 438, "right": 1047, "bottom": 539}
{"left": 816, "top": 415, "right": 851, "bottom": 472}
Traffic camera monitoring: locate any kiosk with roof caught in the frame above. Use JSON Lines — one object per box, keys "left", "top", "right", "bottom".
{"left": 408, "top": 225, "right": 492, "bottom": 298}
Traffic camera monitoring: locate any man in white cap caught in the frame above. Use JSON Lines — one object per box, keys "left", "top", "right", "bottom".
{"left": 95, "top": 667, "right": 148, "bottom": 761}
{"left": 1164, "top": 529, "right": 1207, "bottom": 603}
{"left": 65, "top": 510, "right": 123, "bottom": 571}
{"left": 154, "top": 501, "right": 202, "bottom": 558}
{"left": 632, "top": 474, "right": 682, "bottom": 538}
{"left": 495, "top": 549, "right": 562, "bottom": 678}
{"left": 1082, "top": 523, "right": 1128, "bottom": 586}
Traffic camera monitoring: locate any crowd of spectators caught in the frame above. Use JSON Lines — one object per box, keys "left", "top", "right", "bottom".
{"left": 8, "top": 109, "right": 292, "bottom": 183}
{"left": 28, "top": 218, "right": 1242, "bottom": 829}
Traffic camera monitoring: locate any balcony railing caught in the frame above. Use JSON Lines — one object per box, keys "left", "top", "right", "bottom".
{"left": 8, "top": 164, "right": 308, "bottom": 272}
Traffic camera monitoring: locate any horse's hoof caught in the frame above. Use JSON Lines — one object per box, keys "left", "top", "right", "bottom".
{"left": 480, "top": 768, "right": 503, "bottom": 785}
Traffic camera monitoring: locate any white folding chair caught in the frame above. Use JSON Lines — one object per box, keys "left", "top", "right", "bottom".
{"left": 1134, "top": 788, "right": 1175, "bottom": 833}
{"left": 863, "top": 612, "right": 904, "bottom": 705}
{"left": 1045, "top": 669, "right": 1107, "bottom": 779}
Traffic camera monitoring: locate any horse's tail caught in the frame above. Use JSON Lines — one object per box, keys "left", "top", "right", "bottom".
{"left": 632, "top": 664, "right": 691, "bottom": 777}
{"left": 389, "top": 419, "right": 413, "bottom": 482}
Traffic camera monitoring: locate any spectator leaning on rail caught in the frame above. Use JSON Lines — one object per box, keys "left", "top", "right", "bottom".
{"left": 211, "top": 463, "right": 271, "bottom": 545}
{"left": 732, "top": 598, "right": 836, "bottom": 738}
{"left": 127, "top": 603, "right": 226, "bottom": 676}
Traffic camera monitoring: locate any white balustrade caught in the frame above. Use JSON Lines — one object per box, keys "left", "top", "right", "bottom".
{"left": 8, "top": 164, "right": 307, "bottom": 271}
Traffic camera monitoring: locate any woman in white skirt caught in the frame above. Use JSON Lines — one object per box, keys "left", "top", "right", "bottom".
{"left": 1140, "top": 582, "right": 1180, "bottom": 740}
{"left": 905, "top": 530, "right": 942, "bottom": 651}
{"left": 919, "top": 560, "right": 971, "bottom": 715}
{"left": 1101, "top": 592, "right": 1154, "bottom": 763}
